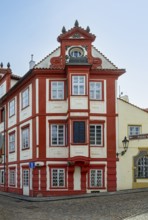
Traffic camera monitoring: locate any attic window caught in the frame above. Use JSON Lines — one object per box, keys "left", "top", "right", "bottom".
{"left": 69, "top": 47, "right": 84, "bottom": 58}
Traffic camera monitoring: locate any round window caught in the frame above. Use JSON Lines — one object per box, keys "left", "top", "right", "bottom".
{"left": 69, "top": 47, "right": 84, "bottom": 58}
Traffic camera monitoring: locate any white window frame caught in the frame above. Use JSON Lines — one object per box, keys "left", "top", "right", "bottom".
{"left": 90, "top": 169, "right": 103, "bottom": 187}
{"left": 22, "top": 88, "right": 29, "bottom": 109}
{"left": 0, "top": 170, "right": 4, "bottom": 184}
{"left": 22, "top": 127, "right": 29, "bottom": 149}
{"left": 72, "top": 75, "right": 85, "bottom": 95}
{"left": 90, "top": 124, "right": 103, "bottom": 146}
{"left": 9, "top": 99, "right": 15, "bottom": 117}
{"left": 51, "top": 124, "right": 65, "bottom": 146}
{"left": 51, "top": 168, "right": 65, "bottom": 188}
{"left": 90, "top": 82, "right": 102, "bottom": 100}
{"left": 9, "top": 169, "right": 15, "bottom": 186}
{"left": 51, "top": 81, "right": 64, "bottom": 100}
{"left": 9, "top": 132, "right": 15, "bottom": 152}
{"left": 128, "top": 125, "right": 141, "bottom": 136}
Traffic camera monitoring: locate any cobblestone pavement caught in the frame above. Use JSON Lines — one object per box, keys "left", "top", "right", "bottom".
{"left": 0, "top": 191, "right": 148, "bottom": 220}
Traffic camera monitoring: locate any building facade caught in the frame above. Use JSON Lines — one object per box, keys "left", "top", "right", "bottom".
{"left": 117, "top": 98, "right": 148, "bottom": 190}
{"left": 0, "top": 22, "right": 125, "bottom": 196}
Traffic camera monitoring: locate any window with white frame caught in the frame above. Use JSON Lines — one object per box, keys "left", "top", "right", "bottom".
{"left": 9, "top": 132, "right": 15, "bottom": 152}
{"left": 9, "top": 169, "right": 15, "bottom": 186}
{"left": 51, "top": 81, "right": 64, "bottom": 100}
{"left": 22, "top": 127, "right": 29, "bottom": 149}
{"left": 51, "top": 124, "right": 65, "bottom": 146}
{"left": 51, "top": 169, "right": 65, "bottom": 187}
{"left": 22, "top": 88, "right": 29, "bottom": 109}
{"left": 72, "top": 76, "right": 85, "bottom": 95}
{"left": 90, "top": 82, "right": 102, "bottom": 100}
{"left": 0, "top": 170, "right": 4, "bottom": 184}
{"left": 90, "top": 124, "right": 103, "bottom": 146}
{"left": 128, "top": 125, "right": 141, "bottom": 136}
{"left": 9, "top": 99, "right": 15, "bottom": 117}
{"left": 90, "top": 169, "right": 103, "bottom": 187}
{"left": 137, "top": 156, "right": 148, "bottom": 178}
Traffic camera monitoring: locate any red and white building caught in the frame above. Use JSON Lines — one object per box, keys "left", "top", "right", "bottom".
{"left": 0, "top": 22, "right": 125, "bottom": 196}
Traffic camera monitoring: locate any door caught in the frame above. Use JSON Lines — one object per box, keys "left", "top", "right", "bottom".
{"left": 74, "top": 166, "right": 81, "bottom": 190}
{"left": 23, "top": 169, "right": 29, "bottom": 196}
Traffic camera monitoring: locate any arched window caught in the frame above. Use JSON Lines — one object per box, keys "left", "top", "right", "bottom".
{"left": 137, "top": 156, "right": 148, "bottom": 178}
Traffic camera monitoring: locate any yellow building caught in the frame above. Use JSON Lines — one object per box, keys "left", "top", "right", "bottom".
{"left": 117, "top": 97, "right": 148, "bottom": 190}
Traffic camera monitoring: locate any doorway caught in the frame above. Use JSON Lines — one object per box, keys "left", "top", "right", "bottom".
{"left": 22, "top": 169, "right": 29, "bottom": 196}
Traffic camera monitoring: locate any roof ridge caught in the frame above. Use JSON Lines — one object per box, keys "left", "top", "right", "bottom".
{"left": 92, "top": 45, "right": 118, "bottom": 68}
{"left": 34, "top": 46, "right": 60, "bottom": 68}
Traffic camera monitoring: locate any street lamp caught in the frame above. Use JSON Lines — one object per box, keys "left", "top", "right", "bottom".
{"left": 122, "top": 136, "right": 129, "bottom": 151}
{"left": 117, "top": 136, "right": 129, "bottom": 157}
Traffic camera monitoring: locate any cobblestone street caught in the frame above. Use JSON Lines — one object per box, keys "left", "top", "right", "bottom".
{"left": 0, "top": 191, "right": 148, "bottom": 220}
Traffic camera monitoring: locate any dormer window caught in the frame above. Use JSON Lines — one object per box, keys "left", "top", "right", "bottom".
{"left": 69, "top": 47, "right": 84, "bottom": 58}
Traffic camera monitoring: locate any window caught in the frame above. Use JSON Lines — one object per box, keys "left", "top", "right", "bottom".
{"left": 9, "top": 132, "right": 15, "bottom": 152}
{"left": 9, "top": 99, "right": 15, "bottom": 117}
{"left": 51, "top": 81, "right": 64, "bottom": 100}
{"left": 0, "top": 84, "right": 5, "bottom": 98}
{"left": 128, "top": 125, "right": 141, "bottom": 136}
{"left": 51, "top": 124, "right": 65, "bottom": 146}
{"left": 73, "top": 121, "right": 85, "bottom": 144}
{"left": 51, "top": 169, "right": 65, "bottom": 188}
{"left": 72, "top": 76, "right": 85, "bottom": 95}
{"left": 90, "top": 169, "right": 103, "bottom": 187}
{"left": 90, "top": 125, "right": 103, "bottom": 146}
{"left": 0, "top": 108, "right": 5, "bottom": 123}
{"left": 9, "top": 169, "right": 15, "bottom": 186}
{"left": 90, "top": 82, "right": 102, "bottom": 100}
{"left": 22, "top": 127, "right": 29, "bottom": 149}
{"left": 69, "top": 47, "right": 84, "bottom": 58}
{"left": 22, "top": 88, "right": 29, "bottom": 109}
{"left": 137, "top": 156, "right": 148, "bottom": 178}
{"left": 0, "top": 170, "right": 4, "bottom": 184}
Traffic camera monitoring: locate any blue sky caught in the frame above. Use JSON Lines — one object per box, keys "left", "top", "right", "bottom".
{"left": 0, "top": 0, "right": 148, "bottom": 108}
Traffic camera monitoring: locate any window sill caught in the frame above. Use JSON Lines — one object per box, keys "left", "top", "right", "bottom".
{"left": 49, "top": 145, "right": 67, "bottom": 147}
{"left": 21, "top": 105, "right": 29, "bottom": 111}
{"left": 9, "top": 184, "right": 16, "bottom": 187}
{"left": 50, "top": 186, "right": 67, "bottom": 189}
{"left": 9, "top": 114, "right": 15, "bottom": 118}
{"left": 22, "top": 147, "right": 30, "bottom": 151}
{"left": 90, "top": 99, "right": 104, "bottom": 101}
{"left": 50, "top": 99, "right": 66, "bottom": 101}
{"left": 9, "top": 151, "right": 15, "bottom": 154}
{"left": 71, "top": 143, "right": 88, "bottom": 145}
{"left": 90, "top": 145, "right": 104, "bottom": 147}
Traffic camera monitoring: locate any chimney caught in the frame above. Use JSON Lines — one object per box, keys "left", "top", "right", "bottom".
{"left": 120, "top": 95, "right": 129, "bottom": 102}
{"left": 29, "top": 54, "right": 35, "bottom": 69}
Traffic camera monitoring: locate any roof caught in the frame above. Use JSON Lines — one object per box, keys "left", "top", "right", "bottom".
{"left": 34, "top": 47, "right": 60, "bottom": 69}
{"left": 118, "top": 98, "right": 148, "bottom": 114}
{"left": 34, "top": 45, "right": 119, "bottom": 70}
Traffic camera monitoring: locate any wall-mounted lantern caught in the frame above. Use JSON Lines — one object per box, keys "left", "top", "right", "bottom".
{"left": 116, "top": 136, "right": 129, "bottom": 157}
